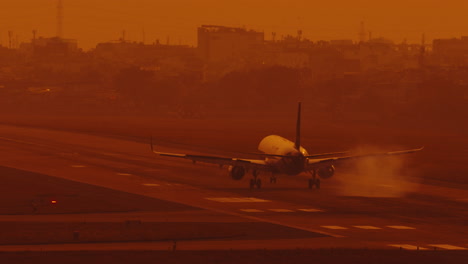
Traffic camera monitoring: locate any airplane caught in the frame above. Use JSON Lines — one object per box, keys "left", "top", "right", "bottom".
{"left": 151, "top": 102, "right": 423, "bottom": 189}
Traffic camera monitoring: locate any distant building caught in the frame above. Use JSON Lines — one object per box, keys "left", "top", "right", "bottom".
{"left": 358, "top": 38, "right": 422, "bottom": 71}
{"left": 0, "top": 46, "right": 18, "bottom": 66}
{"left": 329, "top": 39, "right": 354, "bottom": 46}
{"left": 93, "top": 41, "right": 200, "bottom": 75}
{"left": 20, "top": 37, "right": 79, "bottom": 57}
{"left": 433, "top": 36, "right": 468, "bottom": 66}
{"left": 197, "top": 25, "right": 264, "bottom": 63}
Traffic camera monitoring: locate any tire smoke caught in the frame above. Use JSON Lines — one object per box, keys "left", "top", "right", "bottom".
{"left": 335, "top": 145, "right": 419, "bottom": 197}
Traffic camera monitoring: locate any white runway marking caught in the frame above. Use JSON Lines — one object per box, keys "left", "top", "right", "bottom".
{"left": 354, "top": 225, "right": 382, "bottom": 230}
{"left": 389, "top": 244, "right": 428, "bottom": 250}
{"left": 321, "top": 226, "right": 348, "bottom": 230}
{"left": 298, "top": 208, "right": 324, "bottom": 212}
{"left": 429, "top": 244, "right": 467, "bottom": 250}
{"left": 116, "top": 173, "right": 132, "bottom": 176}
{"left": 143, "top": 183, "right": 160, "bottom": 187}
{"left": 387, "top": 225, "right": 415, "bottom": 230}
{"left": 205, "top": 197, "right": 271, "bottom": 203}
{"left": 71, "top": 165, "right": 86, "bottom": 168}
{"left": 240, "top": 209, "right": 264, "bottom": 213}
{"left": 268, "top": 209, "right": 294, "bottom": 213}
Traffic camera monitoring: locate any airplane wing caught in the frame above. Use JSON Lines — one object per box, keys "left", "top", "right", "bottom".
{"left": 239, "top": 150, "right": 350, "bottom": 159}
{"left": 151, "top": 141, "right": 270, "bottom": 171}
{"left": 307, "top": 147, "right": 424, "bottom": 170}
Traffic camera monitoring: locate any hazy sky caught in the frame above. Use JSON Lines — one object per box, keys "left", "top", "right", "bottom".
{"left": 1, "top": 0, "right": 467, "bottom": 49}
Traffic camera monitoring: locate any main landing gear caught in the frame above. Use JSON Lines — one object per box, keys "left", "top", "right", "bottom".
{"left": 270, "top": 173, "right": 277, "bottom": 184}
{"left": 249, "top": 170, "right": 262, "bottom": 189}
{"left": 249, "top": 178, "right": 262, "bottom": 189}
{"left": 308, "top": 170, "right": 320, "bottom": 189}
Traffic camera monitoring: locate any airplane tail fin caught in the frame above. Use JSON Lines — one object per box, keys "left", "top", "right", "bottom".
{"left": 294, "top": 102, "right": 301, "bottom": 150}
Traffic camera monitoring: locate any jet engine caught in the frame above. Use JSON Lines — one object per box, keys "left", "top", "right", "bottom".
{"left": 228, "top": 166, "right": 245, "bottom": 180}
{"left": 317, "top": 165, "right": 335, "bottom": 179}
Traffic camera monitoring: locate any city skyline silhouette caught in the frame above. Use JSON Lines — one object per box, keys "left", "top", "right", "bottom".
{"left": 1, "top": 0, "right": 468, "bottom": 49}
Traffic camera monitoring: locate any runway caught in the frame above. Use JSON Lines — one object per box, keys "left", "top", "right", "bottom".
{"left": 0, "top": 123, "right": 467, "bottom": 253}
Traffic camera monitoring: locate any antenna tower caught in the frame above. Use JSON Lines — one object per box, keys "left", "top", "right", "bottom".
{"left": 57, "top": 0, "right": 63, "bottom": 38}
{"left": 8, "top": 31, "right": 13, "bottom": 49}
{"left": 359, "top": 21, "right": 366, "bottom": 43}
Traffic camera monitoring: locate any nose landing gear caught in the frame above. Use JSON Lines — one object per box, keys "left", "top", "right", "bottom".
{"left": 249, "top": 178, "right": 262, "bottom": 189}
{"left": 308, "top": 170, "right": 320, "bottom": 189}
{"left": 249, "top": 170, "right": 262, "bottom": 189}
{"left": 270, "top": 173, "right": 277, "bottom": 184}
{"left": 308, "top": 178, "right": 320, "bottom": 189}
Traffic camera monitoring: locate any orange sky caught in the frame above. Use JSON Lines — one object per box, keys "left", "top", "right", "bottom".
{"left": 1, "top": 0, "right": 467, "bottom": 50}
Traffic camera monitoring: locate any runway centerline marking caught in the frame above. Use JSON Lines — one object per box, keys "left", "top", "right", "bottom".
{"left": 116, "top": 173, "right": 132, "bottom": 176}
{"left": 205, "top": 197, "right": 271, "bottom": 203}
{"left": 143, "top": 183, "right": 160, "bottom": 187}
{"left": 429, "top": 244, "right": 467, "bottom": 250}
{"left": 240, "top": 209, "right": 264, "bottom": 213}
{"left": 354, "top": 225, "right": 381, "bottom": 230}
{"left": 298, "top": 208, "right": 324, "bottom": 212}
{"left": 71, "top": 165, "right": 86, "bottom": 168}
{"left": 321, "top": 226, "right": 348, "bottom": 230}
{"left": 389, "top": 244, "right": 428, "bottom": 250}
{"left": 387, "top": 225, "right": 415, "bottom": 230}
{"left": 268, "top": 209, "right": 294, "bottom": 213}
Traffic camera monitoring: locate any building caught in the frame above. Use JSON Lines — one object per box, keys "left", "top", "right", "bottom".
{"left": 20, "top": 37, "right": 79, "bottom": 58}
{"left": 433, "top": 36, "right": 468, "bottom": 66}
{"left": 197, "top": 25, "right": 264, "bottom": 63}
{"left": 93, "top": 41, "right": 201, "bottom": 76}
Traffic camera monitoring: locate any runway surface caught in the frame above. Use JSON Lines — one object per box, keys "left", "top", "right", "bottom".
{"left": 0, "top": 123, "right": 467, "bottom": 253}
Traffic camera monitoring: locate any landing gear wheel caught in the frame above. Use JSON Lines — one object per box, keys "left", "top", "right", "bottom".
{"left": 256, "top": 179, "right": 262, "bottom": 189}
{"left": 249, "top": 179, "right": 256, "bottom": 189}
{"left": 308, "top": 179, "right": 320, "bottom": 189}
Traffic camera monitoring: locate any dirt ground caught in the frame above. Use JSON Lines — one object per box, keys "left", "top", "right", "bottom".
{"left": 0, "top": 166, "right": 195, "bottom": 215}
{"left": 1, "top": 249, "right": 467, "bottom": 264}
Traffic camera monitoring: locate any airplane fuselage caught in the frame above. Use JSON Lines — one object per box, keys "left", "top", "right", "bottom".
{"left": 258, "top": 135, "right": 308, "bottom": 175}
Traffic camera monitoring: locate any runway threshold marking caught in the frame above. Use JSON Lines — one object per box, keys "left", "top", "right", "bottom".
{"left": 298, "top": 208, "right": 324, "bottom": 212}
{"left": 389, "top": 244, "right": 428, "bottom": 250}
{"left": 429, "top": 244, "right": 467, "bottom": 250}
{"left": 240, "top": 209, "right": 264, "bottom": 213}
{"left": 205, "top": 197, "right": 271, "bottom": 203}
{"left": 387, "top": 225, "right": 415, "bottom": 230}
{"left": 321, "top": 226, "right": 348, "bottom": 230}
{"left": 268, "top": 209, "right": 294, "bottom": 213}
{"left": 353, "top": 225, "right": 381, "bottom": 230}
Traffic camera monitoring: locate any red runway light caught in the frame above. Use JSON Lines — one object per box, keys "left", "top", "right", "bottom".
{"left": 51, "top": 200, "right": 57, "bottom": 204}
